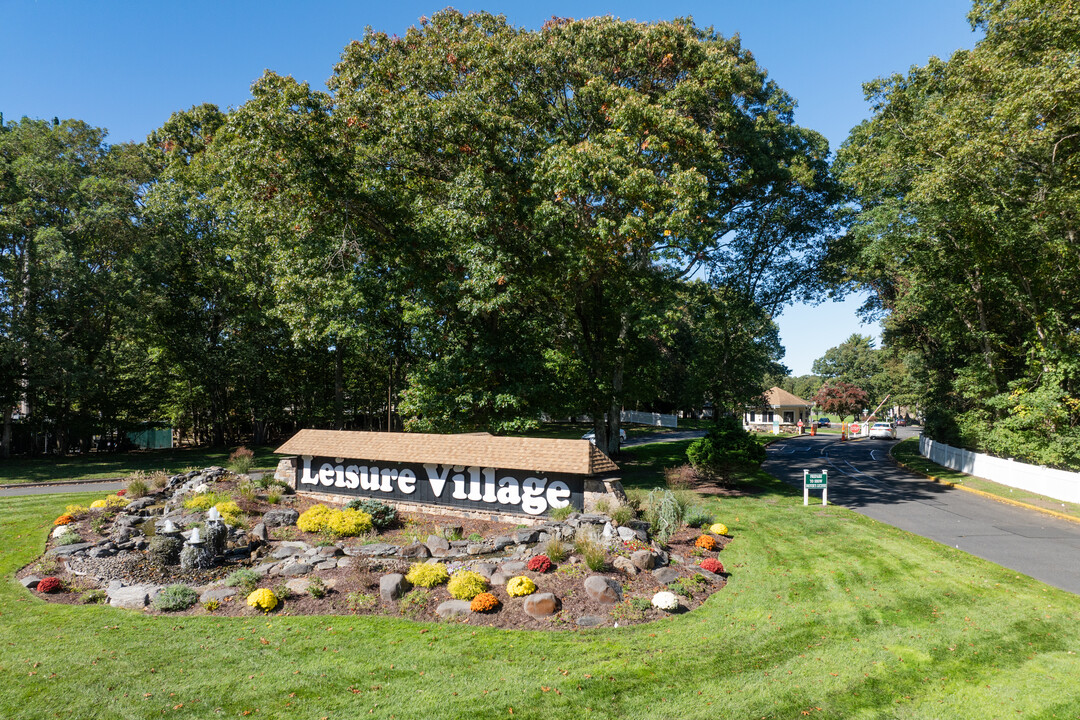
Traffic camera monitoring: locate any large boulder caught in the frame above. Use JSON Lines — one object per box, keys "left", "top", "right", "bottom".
{"left": 380, "top": 573, "right": 410, "bottom": 603}
{"left": 400, "top": 543, "right": 431, "bottom": 559}
{"left": 651, "top": 567, "right": 680, "bottom": 585}
{"left": 523, "top": 593, "right": 560, "bottom": 619}
{"left": 107, "top": 584, "right": 162, "bottom": 609}
{"left": 435, "top": 600, "right": 473, "bottom": 619}
{"left": 630, "top": 550, "right": 656, "bottom": 571}
{"left": 262, "top": 508, "right": 299, "bottom": 528}
{"left": 426, "top": 535, "right": 450, "bottom": 555}
{"left": 612, "top": 556, "right": 639, "bottom": 576}
{"left": 583, "top": 576, "right": 621, "bottom": 605}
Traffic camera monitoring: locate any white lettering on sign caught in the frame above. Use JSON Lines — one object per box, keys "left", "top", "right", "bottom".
{"left": 300, "top": 458, "right": 575, "bottom": 515}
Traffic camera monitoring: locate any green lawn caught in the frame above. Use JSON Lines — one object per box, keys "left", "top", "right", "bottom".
{"left": 3, "top": 453, "right": 1079, "bottom": 718}
{"left": 891, "top": 437, "right": 1080, "bottom": 522}
{"left": 0, "top": 445, "right": 283, "bottom": 485}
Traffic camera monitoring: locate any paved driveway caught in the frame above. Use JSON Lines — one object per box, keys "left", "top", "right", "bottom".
{"left": 763, "top": 433, "right": 1080, "bottom": 595}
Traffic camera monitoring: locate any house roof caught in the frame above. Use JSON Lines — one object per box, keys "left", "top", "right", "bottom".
{"left": 275, "top": 429, "right": 620, "bottom": 476}
{"left": 764, "top": 387, "right": 813, "bottom": 407}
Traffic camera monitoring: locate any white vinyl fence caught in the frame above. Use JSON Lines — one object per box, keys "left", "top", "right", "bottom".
{"left": 620, "top": 410, "right": 678, "bottom": 428}
{"left": 919, "top": 435, "right": 1080, "bottom": 504}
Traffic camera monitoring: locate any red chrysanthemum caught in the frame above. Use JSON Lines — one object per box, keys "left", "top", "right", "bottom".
{"left": 37, "top": 577, "right": 63, "bottom": 593}
{"left": 526, "top": 554, "right": 553, "bottom": 573}
{"left": 700, "top": 558, "right": 724, "bottom": 574}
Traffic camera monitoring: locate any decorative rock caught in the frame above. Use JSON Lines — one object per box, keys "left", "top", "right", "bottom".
{"left": 20, "top": 575, "right": 41, "bottom": 589}
{"left": 108, "top": 585, "right": 156, "bottom": 609}
{"left": 262, "top": 508, "right": 300, "bottom": 528}
{"left": 695, "top": 568, "right": 721, "bottom": 582}
{"left": 380, "top": 573, "right": 410, "bottom": 603}
{"left": 501, "top": 561, "right": 527, "bottom": 574}
{"left": 612, "top": 556, "right": 639, "bottom": 575}
{"left": 631, "top": 550, "right": 656, "bottom": 571}
{"left": 491, "top": 536, "right": 514, "bottom": 551}
{"left": 204, "top": 520, "right": 227, "bottom": 555}
{"left": 280, "top": 562, "right": 314, "bottom": 576}
{"left": 346, "top": 543, "right": 398, "bottom": 556}
{"left": 616, "top": 526, "right": 636, "bottom": 541}
{"left": 251, "top": 523, "right": 269, "bottom": 542}
{"left": 315, "top": 559, "right": 338, "bottom": 571}
{"left": 466, "top": 543, "right": 488, "bottom": 555}
{"left": 523, "top": 592, "right": 560, "bottom": 619}
{"left": 47, "top": 542, "right": 93, "bottom": 556}
{"left": 89, "top": 546, "right": 116, "bottom": 558}
{"left": 400, "top": 543, "right": 431, "bottom": 559}
{"left": 471, "top": 562, "right": 497, "bottom": 579}
{"left": 315, "top": 545, "right": 341, "bottom": 558}
{"left": 435, "top": 599, "right": 473, "bottom": 618}
{"left": 254, "top": 562, "right": 276, "bottom": 575}
{"left": 147, "top": 535, "right": 183, "bottom": 565}
{"left": 199, "top": 587, "right": 238, "bottom": 603}
{"left": 514, "top": 528, "right": 539, "bottom": 544}
{"left": 426, "top": 535, "right": 450, "bottom": 554}
{"left": 179, "top": 544, "right": 214, "bottom": 571}
{"left": 576, "top": 615, "right": 606, "bottom": 627}
{"left": 583, "top": 576, "right": 622, "bottom": 605}
{"left": 272, "top": 545, "right": 304, "bottom": 559}
{"left": 490, "top": 571, "right": 513, "bottom": 586}
{"left": 438, "top": 525, "right": 463, "bottom": 539}
{"left": 285, "top": 578, "right": 312, "bottom": 595}
{"left": 337, "top": 557, "right": 354, "bottom": 568}
{"left": 651, "top": 567, "right": 680, "bottom": 585}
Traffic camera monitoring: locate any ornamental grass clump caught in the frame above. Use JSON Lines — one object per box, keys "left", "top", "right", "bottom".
{"left": 506, "top": 576, "right": 537, "bottom": 597}
{"left": 695, "top": 534, "right": 717, "bottom": 550}
{"left": 228, "top": 446, "right": 255, "bottom": 474}
{"left": 406, "top": 562, "right": 450, "bottom": 588}
{"left": 447, "top": 570, "right": 488, "bottom": 600}
{"left": 125, "top": 475, "right": 150, "bottom": 499}
{"left": 36, "top": 577, "right": 63, "bottom": 593}
{"left": 700, "top": 558, "right": 724, "bottom": 574}
{"left": 470, "top": 592, "right": 500, "bottom": 613}
{"left": 53, "top": 514, "right": 74, "bottom": 526}
{"left": 246, "top": 588, "right": 278, "bottom": 613}
{"left": 526, "top": 554, "right": 553, "bottom": 573}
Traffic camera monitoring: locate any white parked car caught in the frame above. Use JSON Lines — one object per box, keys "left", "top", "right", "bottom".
{"left": 868, "top": 422, "right": 896, "bottom": 440}
{"left": 582, "top": 429, "right": 627, "bottom": 445}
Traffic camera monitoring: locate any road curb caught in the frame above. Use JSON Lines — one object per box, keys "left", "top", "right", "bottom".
{"left": 889, "top": 448, "right": 1080, "bottom": 526}
{"left": 0, "top": 477, "right": 126, "bottom": 490}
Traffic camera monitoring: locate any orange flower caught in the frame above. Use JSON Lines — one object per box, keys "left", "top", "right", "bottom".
{"left": 54, "top": 514, "right": 74, "bottom": 526}
{"left": 694, "top": 535, "right": 717, "bottom": 550}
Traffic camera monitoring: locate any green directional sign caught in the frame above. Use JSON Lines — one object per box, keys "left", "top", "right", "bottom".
{"left": 804, "top": 470, "right": 827, "bottom": 488}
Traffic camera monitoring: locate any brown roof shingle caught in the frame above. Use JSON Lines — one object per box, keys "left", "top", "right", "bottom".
{"left": 764, "top": 387, "right": 813, "bottom": 407}
{"left": 275, "top": 430, "right": 619, "bottom": 476}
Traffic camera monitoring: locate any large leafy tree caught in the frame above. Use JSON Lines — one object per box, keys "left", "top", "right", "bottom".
{"left": 836, "top": 0, "right": 1080, "bottom": 466}
{"left": 325, "top": 11, "right": 838, "bottom": 452}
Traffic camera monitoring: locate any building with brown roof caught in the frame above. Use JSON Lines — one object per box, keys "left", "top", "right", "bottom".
{"left": 743, "top": 387, "right": 814, "bottom": 431}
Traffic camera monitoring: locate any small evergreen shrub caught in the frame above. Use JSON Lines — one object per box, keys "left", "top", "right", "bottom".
{"left": 297, "top": 504, "right": 333, "bottom": 533}
{"left": 526, "top": 555, "right": 553, "bottom": 573}
{"left": 447, "top": 570, "right": 488, "bottom": 600}
{"left": 307, "top": 577, "right": 327, "bottom": 599}
{"left": 470, "top": 592, "right": 500, "bottom": 613}
{"left": 204, "top": 599, "right": 221, "bottom": 612}
{"left": 346, "top": 498, "right": 398, "bottom": 530}
{"left": 405, "top": 563, "right": 450, "bottom": 588}
{"left": 55, "top": 531, "right": 83, "bottom": 546}
{"left": 506, "top": 576, "right": 537, "bottom": 597}
{"left": 215, "top": 501, "right": 243, "bottom": 526}
{"left": 326, "top": 508, "right": 373, "bottom": 537}
{"left": 184, "top": 492, "right": 229, "bottom": 512}
{"left": 153, "top": 584, "right": 198, "bottom": 611}
{"left": 686, "top": 415, "right": 766, "bottom": 477}
{"left": 225, "top": 568, "right": 261, "bottom": 593}
{"left": 63, "top": 504, "right": 88, "bottom": 518}
{"left": 79, "top": 589, "right": 107, "bottom": 604}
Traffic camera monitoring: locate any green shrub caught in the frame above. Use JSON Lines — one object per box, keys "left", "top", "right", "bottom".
{"left": 686, "top": 415, "right": 766, "bottom": 477}
{"left": 399, "top": 589, "right": 431, "bottom": 618}
{"left": 78, "top": 589, "right": 107, "bottom": 605}
{"left": 345, "top": 498, "right": 398, "bottom": 530}
{"left": 204, "top": 599, "right": 221, "bottom": 612}
{"left": 307, "top": 577, "right": 327, "bottom": 599}
{"left": 225, "top": 568, "right": 261, "bottom": 594}
{"left": 642, "top": 489, "right": 685, "bottom": 544}
{"left": 55, "top": 531, "right": 83, "bottom": 545}
{"left": 683, "top": 506, "right": 713, "bottom": 529}
{"left": 326, "top": 508, "right": 373, "bottom": 537}
{"left": 405, "top": 563, "right": 450, "bottom": 588}
{"left": 184, "top": 491, "right": 230, "bottom": 512}
{"left": 468, "top": 532, "right": 484, "bottom": 542}
{"left": 610, "top": 598, "right": 649, "bottom": 622}
{"left": 447, "top": 570, "right": 488, "bottom": 600}
{"left": 668, "top": 574, "right": 708, "bottom": 599}
{"left": 347, "top": 592, "right": 377, "bottom": 612}
{"left": 153, "top": 584, "right": 199, "bottom": 611}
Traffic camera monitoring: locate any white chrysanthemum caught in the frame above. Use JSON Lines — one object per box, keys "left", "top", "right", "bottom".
{"left": 652, "top": 591, "right": 679, "bottom": 611}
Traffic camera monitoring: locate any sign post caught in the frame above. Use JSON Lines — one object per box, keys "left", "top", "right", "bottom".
{"left": 803, "top": 469, "right": 828, "bottom": 506}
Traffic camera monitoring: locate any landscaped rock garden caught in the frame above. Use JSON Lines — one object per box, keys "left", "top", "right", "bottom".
{"left": 19, "top": 466, "right": 733, "bottom": 629}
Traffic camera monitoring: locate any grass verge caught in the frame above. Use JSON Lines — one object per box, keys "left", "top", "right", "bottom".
{"left": 3, "top": 476, "right": 1080, "bottom": 718}
{"left": 0, "top": 445, "right": 282, "bottom": 485}
{"left": 892, "top": 437, "right": 1080, "bottom": 522}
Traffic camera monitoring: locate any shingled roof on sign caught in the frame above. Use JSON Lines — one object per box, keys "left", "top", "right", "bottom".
{"left": 275, "top": 430, "right": 619, "bottom": 476}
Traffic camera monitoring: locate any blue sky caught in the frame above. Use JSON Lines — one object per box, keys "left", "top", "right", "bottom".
{"left": 1, "top": 0, "right": 980, "bottom": 373}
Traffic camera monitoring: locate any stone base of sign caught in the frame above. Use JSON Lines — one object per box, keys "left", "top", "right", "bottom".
{"left": 274, "top": 456, "right": 627, "bottom": 526}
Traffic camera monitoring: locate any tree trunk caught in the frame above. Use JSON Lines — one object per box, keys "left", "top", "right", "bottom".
{"left": 1, "top": 405, "right": 10, "bottom": 458}
{"left": 334, "top": 341, "right": 345, "bottom": 430}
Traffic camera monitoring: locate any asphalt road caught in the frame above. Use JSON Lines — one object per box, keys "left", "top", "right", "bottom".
{"left": 763, "top": 431, "right": 1080, "bottom": 595}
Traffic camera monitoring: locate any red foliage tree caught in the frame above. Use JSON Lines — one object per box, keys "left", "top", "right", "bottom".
{"left": 812, "top": 381, "right": 869, "bottom": 422}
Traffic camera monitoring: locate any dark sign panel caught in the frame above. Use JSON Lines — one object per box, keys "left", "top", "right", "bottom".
{"left": 296, "top": 457, "right": 584, "bottom": 517}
